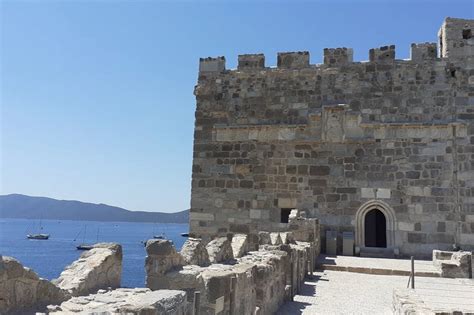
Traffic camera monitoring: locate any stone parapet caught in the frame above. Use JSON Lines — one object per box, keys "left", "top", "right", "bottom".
{"left": 53, "top": 243, "right": 122, "bottom": 297}
{"left": 0, "top": 256, "right": 69, "bottom": 314}
{"left": 48, "top": 288, "right": 188, "bottom": 315}
{"left": 145, "top": 230, "right": 319, "bottom": 315}
{"left": 432, "top": 250, "right": 472, "bottom": 278}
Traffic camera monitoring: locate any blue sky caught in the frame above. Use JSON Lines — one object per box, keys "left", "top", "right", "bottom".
{"left": 1, "top": 0, "right": 472, "bottom": 212}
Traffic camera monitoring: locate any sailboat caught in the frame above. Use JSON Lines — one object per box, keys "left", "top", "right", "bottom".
{"left": 75, "top": 226, "right": 99, "bottom": 250}
{"left": 26, "top": 216, "right": 50, "bottom": 240}
{"left": 141, "top": 223, "right": 172, "bottom": 246}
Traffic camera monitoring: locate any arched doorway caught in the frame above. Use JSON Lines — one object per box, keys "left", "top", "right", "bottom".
{"left": 354, "top": 200, "right": 396, "bottom": 250}
{"left": 364, "top": 209, "right": 387, "bottom": 247}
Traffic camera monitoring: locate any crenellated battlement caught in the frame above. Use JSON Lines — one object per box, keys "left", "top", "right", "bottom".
{"left": 410, "top": 43, "right": 437, "bottom": 61}
{"left": 369, "top": 45, "right": 396, "bottom": 62}
{"left": 323, "top": 48, "right": 353, "bottom": 66}
{"left": 277, "top": 51, "right": 310, "bottom": 69}
{"left": 191, "top": 17, "right": 474, "bottom": 257}
{"left": 238, "top": 54, "right": 265, "bottom": 70}
{"left": 198, "top": 17, "right": 473, "bottom": 74}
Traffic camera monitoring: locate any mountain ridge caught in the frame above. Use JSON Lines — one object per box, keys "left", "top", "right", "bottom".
{"left": 0, "top": 194, "right": 189, "bottom": 224}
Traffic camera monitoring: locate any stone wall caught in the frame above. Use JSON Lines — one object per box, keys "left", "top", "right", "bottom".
{"left": 433, "top": 250, "right": 473, "bottom": 278}
{"left": 145, "top": 230, "right": 316, "bottom": 315}
{"left": 53, "top": 243, "right": 122, "bottom": 296}
{"left": 0, "top": 255, "right": 69, "bottom": 314}
{"left": 48, "top": 288, "right": 188, "bottom": 315}
{"left": 190, "top": 17, "right": 474, "bottom": 257}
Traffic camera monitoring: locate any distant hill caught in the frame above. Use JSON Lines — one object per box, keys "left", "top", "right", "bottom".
{"left": 0, "top": 194, "right": 189, "bottom": 224}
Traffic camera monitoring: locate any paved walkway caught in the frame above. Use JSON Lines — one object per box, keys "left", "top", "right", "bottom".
{"left": 277, "top": 269, "right": 474, "bottom": 315}
{"left": 276, "top": 270, "right": 407, "bottom": 314}
{"left": 317, "top": 254, "right": 439, "bottom": 276}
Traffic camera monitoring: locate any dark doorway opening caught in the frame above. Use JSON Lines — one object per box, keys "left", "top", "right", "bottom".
{"left": 364, "top": 209, "right": 387, "bottom": 247}
{"left": 280, "top": 208, "right": 291, "bottom": 223}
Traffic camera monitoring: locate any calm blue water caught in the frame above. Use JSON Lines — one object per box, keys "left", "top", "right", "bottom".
{"left": 0, "top": 218, "right": 188, "bottom": 288}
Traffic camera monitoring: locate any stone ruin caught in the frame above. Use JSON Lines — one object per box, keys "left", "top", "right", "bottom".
{"left": 0, "top": 243, "right": 123, "bottom": 314}
{"left": 144, "top": 212, "right": 319, "bottom": 315}
{"left": 0, "top": 214, "right": 319, "bottom": 315}
{"left": 53, "top": 243, "right": 122, "bottom": 297}
{"left": 0, "top": 255, "right": 69, "bottom": 314}
{"left": 432, "top": 249, "right": 472, "bottom": 278}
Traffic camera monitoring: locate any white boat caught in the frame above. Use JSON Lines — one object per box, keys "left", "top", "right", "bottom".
{"left": 27, "top": 233, "right": 50, "bottom": 240}
{"left": 26, "top": 217, "right": 50, "bottom": 240}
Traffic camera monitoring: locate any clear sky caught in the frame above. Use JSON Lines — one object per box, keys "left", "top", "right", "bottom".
{"left": 1, "top": 0, "right": 472, "bottom": 212}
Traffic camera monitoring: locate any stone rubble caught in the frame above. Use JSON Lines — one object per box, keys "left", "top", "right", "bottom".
{"left": 146, "top": 239, "right": 185, "bottom": 290}
{"left": 432, "top": 250, "right": 473, "bottom": 278}
{"left": 52, "top": 243, "right": 122, "bottom": 297}
{"left": 145, "top": 218, "right": 317, "bottom": 315}
{"left": 0, "top": 255, "right": 69, "bottom": 314}
{"left": 231, "top": 233, "right": 248, "bottom": 258}
{"left": 180, "top": 237, "right": 210, "bottom": 266}
{"left": 205, "top": 236, "right": 234, "bottom": 263}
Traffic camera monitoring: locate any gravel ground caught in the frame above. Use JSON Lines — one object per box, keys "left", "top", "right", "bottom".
{"left": 276, "top": 270, "right": 408, "bottom": 315}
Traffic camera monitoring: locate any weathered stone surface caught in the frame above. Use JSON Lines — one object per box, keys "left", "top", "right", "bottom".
{"left": 270, "top": 232, "right": 283, "bottom": 245}
{"left": 48, "top": 288, "right": 188, "bottom": 315}
{"left": 146, "top": 240, "right": 184, "bottom": 290}
{"left": 258, "top": 231, "right": 272, "bottom": 245}
{"left": 53, "top": 243, "right": 122, "bottom": 297}
{"left": 190, "top": 17, "right": 474, "bottom": 257}
{"left": 231, "top": 234, "right": 248, "bottom": 258}
{"left": 206, "top": 237, "right": 234, "bottom": 263}
{"left": 433, "top": 250, "right": 472, "bottom": 278}
{"left": 180, "top": 238, "right": 210, "bottom": 266}
{"left": 0, "top": 256, "right": 69, "bottom": 314}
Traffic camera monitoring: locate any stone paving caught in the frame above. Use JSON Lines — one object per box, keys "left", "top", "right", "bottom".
{"left": 317, "top": 254, "right": 439, "bottom": 276}
{"left": 276, "top": 270, "right": 407, "bottom": 314}
{"left": 277, "top": 269, "right": 474, "bottom": 315}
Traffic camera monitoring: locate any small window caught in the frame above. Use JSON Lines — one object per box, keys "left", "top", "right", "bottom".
{"left": 280, "top": 208, "right": 291, "bottom": 223}
{"left": 462, "top": 29, "right": 472, "bottom": 40}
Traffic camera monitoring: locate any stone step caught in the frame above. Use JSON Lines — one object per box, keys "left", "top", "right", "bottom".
{"left": 360, "top": 247, "right": 395, "bottom": 259}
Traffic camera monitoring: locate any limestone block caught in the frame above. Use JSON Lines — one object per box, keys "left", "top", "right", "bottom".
{"left": 376, "top": 188, "right": 391, "bottom": 199}
{"left": 250, "top": 209, "right": 262, "bottom": 219}
{"left": 0, "top": 256, "right": 69, "bottom": 314}
{"left": 277, "top": 51, "right": 309, "bottom": 69}
{"left": 279, "top": 232, "right": 296, "bottom": 245}
{"left": 278, "top": 198, "right": 296, "bottom": 209}
{"left": 398, "top": 222, "right": 415, "bottom": 232}
{"left": 199, "top": 56, "right": 225, "bottom": 73}
{"left": 48, "top": 288, "right": 188, "bottom": 315}
{"left": 288, "top": 209, "right": 299, "bottom": 221}
{"left": 239, "top": 249, "right": 289, "bottom": 314}
{"left": 53, "top": 243, "right": 122, "bottom": 297}
{"left": 206, "top": 237, "right": 234, "bottom": 263}
{"left": 180, "top": 238, "right": 210, "bottom": 267}
{"left": 270, "top": 233, "right": 283, "bottom": 245}
{"left": 323, "top": 47, "right": 353, "bottom": 66}
{"left": 190, "top": 212, "right": 215, "bottom": 221}
{"left": 238, "top": 54, "right": 265, "bottom": 70}
{"left": 146, "top": 240, "right": 185, "bottom": 290}
{"left": 410, "top": 42, "right": 437, "bottom": 61}
{"left": 433, "top": 250, "right": 472, "bottom": 278}
{"left": 392, "top": 288, "right": 433, "bottom": 315}
{"left": 258, "top": 231, "right": 272, "bottom": 245}
{"left": 361, "top": 188, "right": 375, "bottom": 198}
{"left": 369, "top": 45, "right": 395, "bottom": 62}
{"left": 231, "top": 234, "right": 248, "bottom": 258}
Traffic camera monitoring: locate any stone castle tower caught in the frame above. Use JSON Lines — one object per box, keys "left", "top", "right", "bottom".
{"left": 189, "top": 17, "right": 474, "bottom": 257}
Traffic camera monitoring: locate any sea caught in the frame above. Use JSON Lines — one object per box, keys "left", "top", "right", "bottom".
{"left": 0, "top": 218, "right": 189, "bottom": 288}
